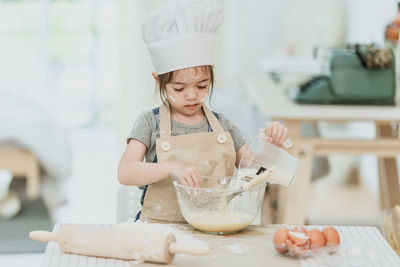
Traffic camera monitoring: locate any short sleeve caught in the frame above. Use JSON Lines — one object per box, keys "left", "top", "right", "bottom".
{"left": 217, "top": 113, "right": 246, "bottom": 151}
{"left": 126, "top": 110, "right": 155, "bottom": 149}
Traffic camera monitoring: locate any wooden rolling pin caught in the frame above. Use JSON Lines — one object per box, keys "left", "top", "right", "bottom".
{"left": 29, "top": 224, "right": 210, "bottom": 264}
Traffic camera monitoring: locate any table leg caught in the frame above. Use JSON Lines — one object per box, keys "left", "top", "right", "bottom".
{"left": 261, "top": 120, "right": 305, "bottom": 224}
{"left": 261, "top": 184, "right": 279, "bottom": 224}
{"left": 376, "top": 122, "right": 400, "bottom": 209}
{"left": 273, "top": 120, "right": 314, "bottom": 224}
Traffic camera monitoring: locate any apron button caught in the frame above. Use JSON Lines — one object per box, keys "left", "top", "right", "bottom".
{"left": 217, "top": 133, "right": 227, "bottom": 144}
{"left": 161, "top": 141, "right": 171, "bottom": 151}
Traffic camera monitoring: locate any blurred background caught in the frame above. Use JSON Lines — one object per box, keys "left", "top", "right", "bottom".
{"left": 0, "top": 0, "right": 399, "bottom": 265}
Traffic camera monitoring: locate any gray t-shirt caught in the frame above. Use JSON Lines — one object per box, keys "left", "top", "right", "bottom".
{"left": 127, "top": 108, "right": 246, "bottom": 163}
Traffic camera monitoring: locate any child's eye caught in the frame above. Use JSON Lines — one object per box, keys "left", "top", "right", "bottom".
{"left": 173, "top": 87, "right": 184, "bottom": 91}
{"left": 198, "top": 85, "right": 207, "bottom": 89}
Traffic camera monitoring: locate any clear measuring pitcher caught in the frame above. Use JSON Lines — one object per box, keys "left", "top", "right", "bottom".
{"left": 238, "top": 130, "right": 299, "bottom": 186}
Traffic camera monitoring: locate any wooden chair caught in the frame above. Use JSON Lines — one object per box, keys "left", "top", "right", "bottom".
{"left": 0, "top": 147, "right": 40, "bottom": 200}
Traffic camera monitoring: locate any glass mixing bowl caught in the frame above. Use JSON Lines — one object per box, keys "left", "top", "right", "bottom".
{"left": 173, "top": 176, "right": 266, "bottom": 234}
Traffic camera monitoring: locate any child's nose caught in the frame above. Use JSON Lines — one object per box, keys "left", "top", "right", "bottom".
{"left": 185, "top": 87, "right": 198, "bottom": 99}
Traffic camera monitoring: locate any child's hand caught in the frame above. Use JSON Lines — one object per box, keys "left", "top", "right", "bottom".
{"left": 264, "top": 121, "right": 288, "bottom": 147}
{"left": 171, "top": 162, "right": 201, "bottom": 187}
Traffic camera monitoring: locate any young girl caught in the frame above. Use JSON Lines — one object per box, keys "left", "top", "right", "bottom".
{"left": 118, "top": 0, "right": 289, "bottom": 223}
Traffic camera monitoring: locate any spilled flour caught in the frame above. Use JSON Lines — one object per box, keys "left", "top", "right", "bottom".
{"left": 118, "top": 220, "right": 209, "bottom": 248}
{"left": 226, "top": 243, "right": 250, "bottom": 253}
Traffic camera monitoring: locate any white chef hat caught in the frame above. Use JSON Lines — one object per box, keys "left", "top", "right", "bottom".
{"left": 142, "top": 0, "right": 223, "bottom": 75}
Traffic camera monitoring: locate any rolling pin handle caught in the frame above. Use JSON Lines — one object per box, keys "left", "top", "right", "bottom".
{"left": 29, "top": 230, "right": 58, "bottom": 242}
{"left": 169, "top": 242, "right": 210, "bottom": 256}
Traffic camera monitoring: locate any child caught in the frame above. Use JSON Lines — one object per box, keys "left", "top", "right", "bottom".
{"left": 118, "top": 0, "right": 288, "bottom": 223}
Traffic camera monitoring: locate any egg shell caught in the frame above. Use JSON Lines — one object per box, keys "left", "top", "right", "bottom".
{"left": 307, "top": 229, "right": 326, "bottom": 252}
{"left": 289, "top": 226, "right": 309, "bottom": 246}
{"left": 292, "top": 226, "right": 308, "bottom": 235}
{"left": 286, "top": 239, "right": 308, "bottom": 256}
{"left": 273, "top": 227, "right": 289, "bottom": 254}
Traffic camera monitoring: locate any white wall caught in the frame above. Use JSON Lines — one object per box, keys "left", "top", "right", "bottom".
{"left": 118, "top": 0, "right": 160, "bottom": 147}
{"left": 215, "top": 0, "right": 286, "bottom": 78}
{"left": 118, "top": 0, "right": 289, "bottom": 139}
{"left": 346, "top": 0, "right": 398, "bottom": 45}
{"left": 118, "top": 0, "right": 400, "bottom": 145}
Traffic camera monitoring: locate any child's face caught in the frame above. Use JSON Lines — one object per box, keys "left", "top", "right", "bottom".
{"left": 165, "top": 67, "right": 210, "bottom": 116}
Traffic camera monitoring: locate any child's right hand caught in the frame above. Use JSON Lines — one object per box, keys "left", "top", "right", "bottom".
{"left": 170, "top": 162, "right": 201, "bottom": 187}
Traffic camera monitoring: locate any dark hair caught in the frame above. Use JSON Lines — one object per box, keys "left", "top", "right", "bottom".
{"left": 157, "top": 65, "right": 214, "bottom": 106}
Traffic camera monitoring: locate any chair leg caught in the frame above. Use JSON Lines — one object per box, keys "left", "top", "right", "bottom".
{"left": 26, "top": 153, "right": 40, "bottom": 200}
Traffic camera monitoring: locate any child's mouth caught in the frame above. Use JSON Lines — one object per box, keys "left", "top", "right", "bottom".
{"left": 185, "top": 104, "right": 198, "bottom": 109}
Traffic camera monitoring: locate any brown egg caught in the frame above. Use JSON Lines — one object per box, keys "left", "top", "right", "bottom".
{"left": 323, "top": 227, "right": 340, "bottom": 252}
{"left": 273, "top": 227, "right": 289, "bottom": 254}
{"left": 289, "top": 226, "right": 309, "bottom": 247}
{"left": 307, "top": 229, "right": 326, "bottom": 251}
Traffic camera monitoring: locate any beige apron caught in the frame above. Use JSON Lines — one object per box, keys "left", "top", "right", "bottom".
{"left": 140, "top": 104, "right": 236, "bottom": 223}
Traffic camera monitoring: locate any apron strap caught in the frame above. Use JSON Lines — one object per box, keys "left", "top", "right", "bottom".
{"left": 159, "top": 104, "right": 172, "bottom": 138}
{"left": 203, "top": 105, "right": 224, "bottom": 132}
{"left": 159, "top": 104, "right": 224, "bottom": 138}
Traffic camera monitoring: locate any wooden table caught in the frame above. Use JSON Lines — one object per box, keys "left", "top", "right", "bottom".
{"left": 247, "top": 75, "right": 400, "bottom": 224}
{"left": 40, "top": 223, "right": 400, "bottom": 266}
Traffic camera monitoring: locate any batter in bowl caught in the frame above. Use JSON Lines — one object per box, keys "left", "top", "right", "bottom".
{"left": 184, "top": 211, "right": 254, "bottom": 234}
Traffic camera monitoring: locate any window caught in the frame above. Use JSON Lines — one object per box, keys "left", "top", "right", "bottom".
{"left": 0, "top": 0, "right": 119, "bottom": 128}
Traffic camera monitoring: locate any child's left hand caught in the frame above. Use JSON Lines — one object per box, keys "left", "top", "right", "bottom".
{"left": 264, "top": 121, "right": 288, "bottom": 147}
